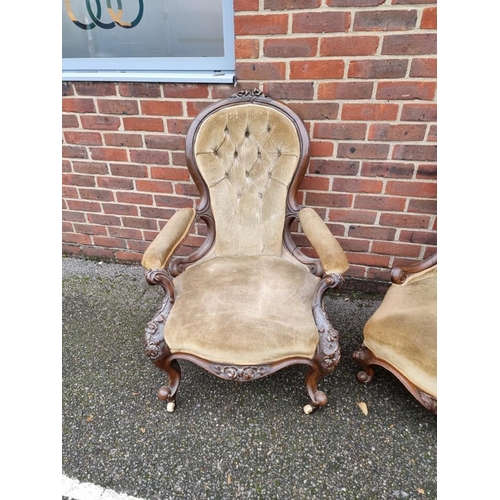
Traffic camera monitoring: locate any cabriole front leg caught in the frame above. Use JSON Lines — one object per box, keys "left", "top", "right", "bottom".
{"left": 157, "top": 358, "right": 181, "bottom": 412}
{"left": 304, "top": 273, "right": 344, "bottom": 414}
{"left": 352, "top": 345, "right": 375, "bottom": 383}
{"left": 144, "top": 269, "right": 180, "bottom": 411}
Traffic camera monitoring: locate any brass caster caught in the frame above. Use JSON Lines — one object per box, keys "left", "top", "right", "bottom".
{"left": 303, "top": 404, "right": 314, "bottom": 415}
{"left": 166, "top": 401, "right": 176, "bottom": 413}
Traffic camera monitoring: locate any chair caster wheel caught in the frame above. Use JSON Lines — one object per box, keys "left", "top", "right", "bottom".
{"left": 166, "top": 401, "right": 176, "bottom": 412}
{"left": 303, "top": 404, "right": 314, "bottom": 414}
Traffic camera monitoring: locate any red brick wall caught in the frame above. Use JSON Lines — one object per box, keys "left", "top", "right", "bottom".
{"left": 62, "top": 0, "right": 437, "bottom": 283}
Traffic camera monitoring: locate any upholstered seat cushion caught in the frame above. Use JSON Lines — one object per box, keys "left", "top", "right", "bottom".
{"left": 165, "top": 255, "right": 320, "bottom": 365}
{"left": 363, "top": 267, "right": 437, "bottom": 397}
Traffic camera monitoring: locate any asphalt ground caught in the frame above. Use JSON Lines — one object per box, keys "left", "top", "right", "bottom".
{"left": 62, "top": 256, "right": 437, "bottom": 500}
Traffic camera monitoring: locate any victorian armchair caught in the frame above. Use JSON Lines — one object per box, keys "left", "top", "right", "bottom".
{"left": 141, "top": 90, "right": 349, "bottom": 413}
{"left": 352, "top": 253, "right": 437, "bottom": 413}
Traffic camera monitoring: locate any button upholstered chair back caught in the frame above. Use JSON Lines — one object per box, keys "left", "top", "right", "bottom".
{"left": 186, "top": 92, "right": 309, "bottom": 257}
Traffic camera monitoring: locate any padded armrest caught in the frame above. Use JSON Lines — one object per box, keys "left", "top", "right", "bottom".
{"left": 298, "top": 208, "right": 349, "bottom": 275}
{"left": 141, "top": 208, "right": 196, "bottom": 270}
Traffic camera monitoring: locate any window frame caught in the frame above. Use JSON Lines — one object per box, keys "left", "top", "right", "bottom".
{"left": 62, "top": 0, "right": 235, "bottom": 83}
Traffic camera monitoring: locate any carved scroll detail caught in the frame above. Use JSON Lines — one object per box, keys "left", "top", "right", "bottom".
{"left": 312, "top": 274, "right": 344, "bottom": 372}
{"left": 211, "top": 364, "right": 272, "bottom": 381}
{"left": 229, "top": 88, "right": 269, "bottom": 100}
{"left": 353, "top": 345, "right": 437, "bottom": 414}
{"left": 144, "top": 269, "right": 175, "bottom": 362}
{"left": 353, "top": 345, "right": 375, "bottom": 383}
{"left": 317, "top": 324, "right": 340, "bottom": 371}
{"left": 391, "top": 253, "right": 437, "bottom": 284}
{"left": 418, "top": 390, "right": 437, "bottom": 413}
{"left": 145, "top": 317, "right": 167, "bottom": 361}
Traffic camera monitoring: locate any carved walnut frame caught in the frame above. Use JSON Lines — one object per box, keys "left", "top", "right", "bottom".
{"left": 352, "top": 253, "right": 437, "bottom": 414}
{"left": 144, "top": 89, "right": 345, "bottom": 412}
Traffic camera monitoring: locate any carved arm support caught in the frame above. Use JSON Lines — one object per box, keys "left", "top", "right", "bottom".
{"left": 298, "top": 208, "right": 349, "bottom": 276}
{"left": 312, "top": 273, "right": 345, "bottom": 370}
{"left": 391, "top": 252, "right": 437, "bottom": 284}
{"left": 144, "top": 269, "right": 175, "bottom": 362}
{"left": 141, "top": 207, "right": 196, "bottom": 271}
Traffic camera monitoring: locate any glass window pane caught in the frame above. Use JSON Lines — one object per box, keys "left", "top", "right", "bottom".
{"left": 62, "top": 0, "right": 225, "bottom": 59}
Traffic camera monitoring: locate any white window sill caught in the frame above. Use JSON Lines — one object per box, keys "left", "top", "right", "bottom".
{"left": 62, "top": 70, "right": 236, "bottom": 84}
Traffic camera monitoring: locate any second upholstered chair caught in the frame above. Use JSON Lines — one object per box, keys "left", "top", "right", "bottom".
{"left": 353, "top": 253, "right": 437, "bottom": 413}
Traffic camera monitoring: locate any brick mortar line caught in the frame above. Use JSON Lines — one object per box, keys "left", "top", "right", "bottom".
{"left": 62, "top": 81, "right": 437, "bottom": 102}
{"left": 65, "top": 130, "right": 437, "bottom": 142}
{"left": 235, "top": 57, "right": 436, "bottom": 65}
{"left": 256, "top": 49, "right": 434, "bottom": 64}
{"left": 341, "top": 220, "right": 435, "bottom": 231}
{"left": 64, "top": 175, "right": 436, "bottom": 191}
{"left": 64, "top": 203, "right": 437, "bottom": 221}
{"left": 64, "top": 164, "right": 436, "bottom": 180}
{"left": 235, "top": 7, "right": 432, "bottom": 14}
{"left": 336, "top": 100, "right": 436, "bottom": 112}
{"left": 64, "top": 97, "right": 437, "bottom": 112}
{"left": 63, "top": 185, "right": 436, "bottom": 198}
{"left": 63, "top": 111, "right": 437, "bottom": 127}
{"left": 84, "top": 142, "right": 437, "bottom": 152}
{"left": 66, "top": 192, "right": 437, "bottom": 204}
{"left": 235, "top": 29, "right": 437, "bottom": 38}
{"left": 308, "top": 116, "right": 435, "bottom": 126}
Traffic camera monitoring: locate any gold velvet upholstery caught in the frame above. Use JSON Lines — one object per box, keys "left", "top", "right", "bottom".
{"left": 298, "top": 208, "right": 349, "bottom": 275}
{"left": 141, "top": 208, "right": 196, "bottom": 270}
{"left": 141, "top": 90, "right": 349, "bottom": 412}
{"left": 166, "top": 256, "right": 320, "bottom": 364}
{"left": 353, "top": 254, "right": 437, "bottom": 413}
{"left": 194, "top": 103, "right": 300, "bottom": 257}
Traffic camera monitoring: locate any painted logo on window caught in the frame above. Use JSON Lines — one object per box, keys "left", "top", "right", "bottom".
{"left": 65, "top": 0, "right": 144, "bottom": 30}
